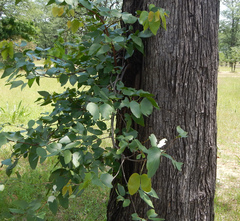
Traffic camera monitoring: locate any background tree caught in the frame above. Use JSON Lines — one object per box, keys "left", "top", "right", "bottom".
{"left": 108, "top": 0, "right": 219, "bottom": 220}
{"left": 219, "top": 0, "right": 240, "bottom": 71}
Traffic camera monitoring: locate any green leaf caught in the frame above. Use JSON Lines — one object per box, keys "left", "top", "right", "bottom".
{"left": 58, "top": 194, "right": 69, "bottom": 209}
{"left": 149, "top": 134, "right": 157, "bottom": 147}
{"left": 149, "top": 20, "right": 161, "bottom": 35}
{"left": 86, "top": 102, "right": 99, "bottom": 121}
{"left": 59, "top": 136, "right": 71, "bottom": 144}
{"left": 79, "top": 0, "right": 92, "bottom": 10}
{"left": 138, "top": 30, "right": 153, "bottom": 38}
{"left": 48, "top": 198, "right": 58, "bottom": 215}
{"left": 128, "top": 173, "right": 140, "bottom": 195}
{"left": 139, "top": 11, "right": 148, "bottom": 25}
{"left": 130, "top": 101, "right": 141, "bottom": 118}
{"left": 47, "top": 143, "right": 62, "bottom": 154}
{"left": 0, "top": 133, "right": 7, "bottom": 147}
{"left": 96, "top": 45, "right": 111, "bottom": 56}
{"left": 65, "top": 0, "right": 78, "bottom": 7}
{"left": 146, "top": 188, "right": 159, "bottom": 199}
{"left": 173, "top": 160, "right": 183, "bottom": 171}
{"left": 59, "top": 74, "right": 68, "bottom": 86}
{"left": 116, "top": 140, "right": 128, "bottom": 155}
{"left": 117, "top": 183, "right": 125, "bottom": 196}
{"left": 146, "top": 97, "right": 159, "bottom": 109}
{"left": 28, "top": 152, "right": 39, "bottom": 169}
{"left": 122, "top": 12, "right": 138, "bottom": 24}
{"left": 131, "top": 35, "right": 143, "bottom": 47}
{"left": 100, "top": 173, "right": 113, "bottom": 188}
{"left": 1, "top": 158, "right": 11, "bottom": 166}
{"left": 1, "top": 67, "right": 15, "bottom": 78}
{"left": 96, "top": 121, "right": 107, "bottom": 130}
{"left": 149, "top": 4, "right": 155, "bottom": 10}
{"left": 140, "top": 174, "right": 151, "bottom": 192}
{"left": 1, "top": 49, "right": 8, "bottom": 60}
{"left": 99, "top": 103, "right": 114, "bottom": 120}
{"left": 132, "top": 114, "right": 145, "bottom": 127}
{"left": 10, "top": 80, "right": 24, "bottom": 89}
{"left": 159, "top": 8, "right": 167, "bottom": 30}
{"left": 28, "top": 120, "right": 35, "bottom": 128}
{"left": 131, "top": 213, "right": 142, "bottom": 220}
{"left": 147, "top": 146, "right": 161, "bottom": 178}
{"left": 139, "top": 189, "right": 154, "bottom": 208}
{"left": 177, "top": 126, "right": 188, "bottom": 138}
{"left": 140, "top": 98, "right": 153, "bottom": 116}
{"left": 71, "top": 19, "right": 80, "bottom": 33}
{"left": 15, "top": 0, "right": 23, "bottom": 5}
{"left": 63, "top": 150, "right": 72, "bottom": 164}
{"left": 88, "top": 43, "right": 101, "bottom": 55}
{"left": 36, "top": 147, "right": 47, "bottom": 157}
{"left": 123, "top": 199, "right": 131, "bottom": 207}
{"left": 113, "top": 36, "right": 125, "bottom": 42}
{"left": 69, "top": 75, "right": 77, "bottom": 86}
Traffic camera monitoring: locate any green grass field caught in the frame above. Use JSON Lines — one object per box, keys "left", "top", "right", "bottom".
{"left": 0, "top": 66, "right": 240, "bottom": 220}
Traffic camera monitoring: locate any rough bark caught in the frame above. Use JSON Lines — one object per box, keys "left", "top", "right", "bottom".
{"left": 107, "top": 0, "right": 219, "bottom": 220}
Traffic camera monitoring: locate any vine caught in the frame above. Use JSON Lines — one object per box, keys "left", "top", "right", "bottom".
{"left": 0, "top": 0, "right": 186, "bottom": 220}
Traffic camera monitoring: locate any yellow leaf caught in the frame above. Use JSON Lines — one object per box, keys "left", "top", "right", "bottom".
{"left": 140, "top": 174, "right": 151, "bottom": 192}
{"left": 148, "top": 11, "right": 154, "bottom": 22}
{"left": 62, "top": 180, "right": 73, "bottom": 196}
{"left": 8, "top": 41, "right": 14, "bottom": 59}
{"left": 58, "top": 7, "right": 64, "bottom": 17}
{"left": 52, "top": 6, "right": 59, "bottom": 17}
{"left": 69, "top": 9, "right": 75, "bottom": 17}
{"left": 128, "top": 173, "right": 140, "bottom": 195}
{"left": 155, "top": 10, "right": 160, "bottom": 22}
{"left": 67, "top": 20, "right": 72, "bottom": 29}
{"left": 79, "top": 22, "right": 84, "bottom": 28}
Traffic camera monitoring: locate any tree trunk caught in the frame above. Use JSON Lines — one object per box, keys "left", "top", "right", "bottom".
{"left": 107, "top": 0, "right": 219, "bottom": 220}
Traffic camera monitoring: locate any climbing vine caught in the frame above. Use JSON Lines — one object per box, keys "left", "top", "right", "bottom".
{"left": 0, "top": 0, "right": 186, "bottom": 220}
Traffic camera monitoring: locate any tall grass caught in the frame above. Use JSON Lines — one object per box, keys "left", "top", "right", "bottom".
{"left": 0, "top": 68, "right": 240, "bottom": 220}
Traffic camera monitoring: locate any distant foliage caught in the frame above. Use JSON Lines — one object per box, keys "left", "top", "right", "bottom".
{"left": 0, "top": 17, "right": 36, "bottom": 41}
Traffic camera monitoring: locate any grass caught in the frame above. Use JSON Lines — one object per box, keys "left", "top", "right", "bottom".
{"left": 215, "top": 67, "right": 240, "bottom": 220}
{"left": 0, "top": 67, "right": 240, "bottom": 220}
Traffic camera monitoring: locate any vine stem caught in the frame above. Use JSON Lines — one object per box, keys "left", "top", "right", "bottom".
{"left": 120, "top": 159, "right": 137, "bottom": 214}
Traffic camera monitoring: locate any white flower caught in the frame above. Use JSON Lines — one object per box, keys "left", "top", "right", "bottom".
{"left": 157, "top": 138, "right": 167, "bottom": 148}
{"left": 53, "top": 185, "right": 57, "bottom": 192}
{"left": 48, "top": 196, "right": 56, "bottom": 203}
{"left": 0, "top": 184, "right": 5, "bottom": 191}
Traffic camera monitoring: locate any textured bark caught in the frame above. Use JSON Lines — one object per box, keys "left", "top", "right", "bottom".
{"left": 107, "top": 0, "right": 219, "bottom": 220}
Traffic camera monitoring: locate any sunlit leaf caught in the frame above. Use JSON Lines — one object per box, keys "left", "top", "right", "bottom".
{"left": 147, "top": 146, "right": 161, "bottom": 178}
{"left": 128, "top": 173, "right": 140, "bottom": 195}
{"left": 177, "top": 126, "right": 188, "bottom": 138}
{"left": 88, "top": 43, "right": 101, "bottom": 55}
{"left": 139, "top": 189, "right": 154, "bottom": 208}
{"left": 58, "top": 7, "right": 64, "bottom": 16}
{"left": 123, "top": 199, "right": 131, "bottom": 207}
{"left": 122, "top": 12, "right": 138, "bottom": 24}
{"left": 100, "top": 173, "right": 113, "bottom": 188}
{"left": 71, "top": 19, "right": 80, "bottom": 33}
{"left": 130, "top": 101, "right": 141, "bottom": 118}
{"left": 86, "top": 102, "right": 99, "bottom": 121}
{"left": 52, "top": 7, "right": 59, "bottom": 17}
{"left": 140, "top": 98, "right": 153, "bottom": 116}
{"left": 148, "top": 11, "right": 154, "bottom": 22}
{"left": 0, "top": 133, "right": 7, "bottom": 147}
{"left": 63, "top": 150, "right": 72, "bottom": 164}
{"left": 140, "top": 174, "right": 151, "bottom": 192}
